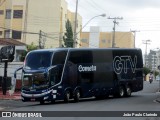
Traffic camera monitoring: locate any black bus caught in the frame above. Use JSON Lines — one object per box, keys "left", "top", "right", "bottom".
{"left": 21, "top": 48, "right": 143, "bottom": 104}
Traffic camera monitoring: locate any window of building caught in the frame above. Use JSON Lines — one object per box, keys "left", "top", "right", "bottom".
{"left": 0, "top": 10, "right": 4, "bottom": 15}
{"left": 13, "top": 10, "right": 23, "bottom": 18}
{"left": 4, "top": 30, "right": 10, "bottom": 38}
{"left": 5, "top": 9, "right": 11, "bottom": 19}
{"left": 81, "top": 39, "right": 88, "bottom": 43}
{"left": 12, "top": 30, "right": 22, "bottom": 39}
{"left": 101, "top": 39, "right": 106, "bottom": 43}
{"left": 0, "top": 31, "right": 2, "bottom": 36}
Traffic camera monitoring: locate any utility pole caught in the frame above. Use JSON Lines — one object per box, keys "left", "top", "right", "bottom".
{"left": 152, "top": 54, "right": 157, "bottom": 80}
{"left": 39, "top": 30, "right": 42, "bottom": 49}
{"left": 73, "top": 0, "right": 78, "bottom": 48}
{"left": 59, "top": 32, "right": 63, "bottom": 47}
{"left": 143, "top": 40, "right": 151, "bottom": 66}
{"left": 108, "top": 17, "right": 123, "bottom": 48}
{"left": 2, "top": 60, "right": 8, "bottom": 95}
{"left": 130, "top": 30, "right": 140, "bottom": 48}
{"left": 23, "top": 0, "right": 29, "bottom": 43}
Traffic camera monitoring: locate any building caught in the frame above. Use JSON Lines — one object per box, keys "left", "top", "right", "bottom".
{"left": 0, "top": 0, "right": 82, "bottom": 48}
{"left": 80, "top": 26, "right": 134, "bottom": 48}
{"left": 146, "top": 49, "right": 160, "bottom": 71}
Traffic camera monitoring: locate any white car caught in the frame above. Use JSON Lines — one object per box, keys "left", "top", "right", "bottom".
{"left": 156, "top": 76, "right": 160, "bottom": 81}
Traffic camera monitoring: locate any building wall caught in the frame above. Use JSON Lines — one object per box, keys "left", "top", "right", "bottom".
{"left": 25, "top": 0, "right": 62, "bottom": 48}
{"left": 80, "top": 32, "right": 89, "bottom": 48}
{"left": 80, "top": 27, "right": 134, "bottom": 48}
{"left": 99, "top": 32, "right": 112, "bottom": 48}
{"left": 12, "top": 5, "right": 23, "bottom": 33}
{"left": 0, "top": 0, "right": 6, "bottom": 38}
{"left": 0, "top": 0, "right": 82, "bottom": 48}
{"left": 114, "top": 32, "right": 134, "bottom": 48}
{"left": 89, "top": 26, "right": 100, "bottom": 48}
{"left": 0, "top": 62, "right": 23, "bottom": 80}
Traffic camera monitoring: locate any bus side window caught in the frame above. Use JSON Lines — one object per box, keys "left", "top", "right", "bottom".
{"left": 50, "top": 51, "right": 67, "bottom": 85}
{"left": 52, "top": 51, "right": 67, "bottom": 65}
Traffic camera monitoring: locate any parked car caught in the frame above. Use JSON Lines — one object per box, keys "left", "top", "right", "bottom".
{"left": 156, "top": 75, "right": 160, "bottom": 81}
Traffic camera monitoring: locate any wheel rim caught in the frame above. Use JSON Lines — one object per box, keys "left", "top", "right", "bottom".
{"left": 66, "top": 92, "right": 70, "bottom": 101}
{"left": 120, "top": 87, "right": 124, "bottom": 97}
{"left": 76, "top": 91, "right": 80, "bottom": 99}
{"left": 126, "top": 87, "right": 131, "bottom": 96}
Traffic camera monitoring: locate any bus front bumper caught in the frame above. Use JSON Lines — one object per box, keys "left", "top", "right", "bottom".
{"left": 21, "top": 90, "right": 57, "bottom": 102}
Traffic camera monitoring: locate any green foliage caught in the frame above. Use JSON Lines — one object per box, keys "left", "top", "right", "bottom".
{"left": 155, "top": 70, "right": 159, "bottom": 77}
{"left": 27, "top": 42, "right": 38, "bottom": 51}
{"left": 63, "top": 19, "right": 74, "bottom": 47}
{"left": 143, "top": 67, "right": 151, "bottom": 76}
{"left": 20, "top": 42, "right": 38, "bottom": 61}
{"left": 143, "top": 67, "right": 151, "bottom": 81}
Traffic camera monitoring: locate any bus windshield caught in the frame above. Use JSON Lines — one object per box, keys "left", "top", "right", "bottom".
{"left": 25, "top": 51, "right": 53, "bottom": 70}
{"left": 22, "top": 73, "right": 49, "bottom": 90}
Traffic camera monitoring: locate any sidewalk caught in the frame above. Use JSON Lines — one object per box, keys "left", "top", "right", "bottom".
{"left": 0, "top": 90, "right": 21, "bottom": 100}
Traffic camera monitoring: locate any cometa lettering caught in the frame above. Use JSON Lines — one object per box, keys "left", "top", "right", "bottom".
{"left": 78, "top": 65, "right": 96, "bottom": 72}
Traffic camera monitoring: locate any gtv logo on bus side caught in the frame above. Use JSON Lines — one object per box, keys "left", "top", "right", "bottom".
{"left": 113, "top": 56, "right": 137, "bottom": 74}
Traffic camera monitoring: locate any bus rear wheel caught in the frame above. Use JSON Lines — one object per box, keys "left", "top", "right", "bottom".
{"left": 119, "top": 86, "right": 125, "bottom": 97}
{"left": 125, "top": 86, "right": 132, "bottom": 97}
{"left": 114, "top": 86, "right": 125, "bottom": 98}
{"left": 74, "top": 90, "right": 80, "bottom": 102}
{"left": 64, "top": 91, "right": 70, "bottom": 103}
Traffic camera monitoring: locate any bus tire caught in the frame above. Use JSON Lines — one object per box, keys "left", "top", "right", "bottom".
{"left": 40, "top": 100, "right": 44, "bottom": 105}
{"left": 74, "top": 90, "right": 80, "bottom": 102}
{"left": 119, "top": 86, "right": 125, "bottom": 97}
{"left": 115, "top": 86, "right": 125, "bottom": 98}
{"left": 64, "top": 91, "right": 70, "bottom": 103}
{"left": 51, "top": 100, "right": 55, "bottom": 104}
{"left": 125, "top": 86, "right": 132, "bottom": 97}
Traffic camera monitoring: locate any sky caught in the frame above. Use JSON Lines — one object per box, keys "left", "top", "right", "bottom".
{"left": 66, "top": 0, "right": 160, "bottom": 54}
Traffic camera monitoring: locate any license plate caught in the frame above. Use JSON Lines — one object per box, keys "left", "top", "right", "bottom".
{"left": 31, "top": 98, "right": 35, "bottom": 101}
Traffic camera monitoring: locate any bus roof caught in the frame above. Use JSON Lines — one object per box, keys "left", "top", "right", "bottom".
{"left": 31, "top": 48, "right": 142, "bottom": 52}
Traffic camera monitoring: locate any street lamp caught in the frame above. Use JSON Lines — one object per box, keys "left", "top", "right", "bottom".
{"left": 74, "top": 13, "right": 106, "bottom": 47}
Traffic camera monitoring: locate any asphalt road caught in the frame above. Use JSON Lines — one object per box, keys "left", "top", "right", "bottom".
{"left": 1, "top": 81, "right": 160, "bottom": 120}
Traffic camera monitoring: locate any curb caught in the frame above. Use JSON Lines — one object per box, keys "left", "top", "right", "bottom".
{"left": 0, "top": 93, "right": 21, "bottom": 101}
{"left": 0, "top": 97, "right": 21, "bottom": 101}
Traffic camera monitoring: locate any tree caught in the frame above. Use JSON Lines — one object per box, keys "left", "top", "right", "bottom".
{"left": 143, "top": 67, "right": 151, "bottom": 81}
{"left": 155, "top": 71, "right": 159, "bottom": 77}
{"left": 63, "top": 19, "right": 74, "bottom": 47}
{"left": 20, "top": 42, "right": 38, "bottom": 61}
